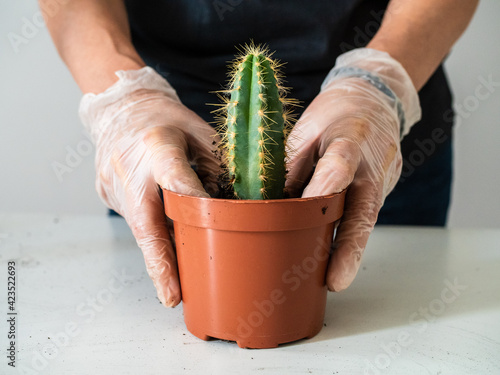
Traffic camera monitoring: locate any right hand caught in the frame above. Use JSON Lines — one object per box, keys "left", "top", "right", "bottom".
{"left": 79, "top": 67, "right": 220, "bottom": 307}
{"left": 285, "top": 48, "right": 421, "bottom": 293}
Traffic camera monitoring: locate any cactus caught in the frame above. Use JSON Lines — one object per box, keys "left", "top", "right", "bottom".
{"left": 214, "top": 44, "right": 297, "bottom": 200}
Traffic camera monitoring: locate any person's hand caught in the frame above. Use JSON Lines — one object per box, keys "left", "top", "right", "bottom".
{"left": 79, "top": 67, "right": 219, "bottom": 307}
{"left": 286, "top": 48, "right": 421, "bottom": 292}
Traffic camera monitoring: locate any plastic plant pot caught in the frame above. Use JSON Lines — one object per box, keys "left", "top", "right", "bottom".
{"left": 163, "top": 188, "right": 346, "bottom": 349}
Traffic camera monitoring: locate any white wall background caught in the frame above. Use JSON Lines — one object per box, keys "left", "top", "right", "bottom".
{"left": 1, "top": 0, "right": 499, "bottom": 227}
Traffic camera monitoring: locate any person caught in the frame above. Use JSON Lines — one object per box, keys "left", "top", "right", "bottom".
{"left": 40, "top": 0, "right": 478, "bottom": 307}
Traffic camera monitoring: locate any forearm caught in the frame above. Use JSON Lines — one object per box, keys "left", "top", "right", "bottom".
{"left": 368, "top": 0, "right": 479, "bottom": 91}
{"left": 40, "top": 0, "right": 145, "bottom": 93}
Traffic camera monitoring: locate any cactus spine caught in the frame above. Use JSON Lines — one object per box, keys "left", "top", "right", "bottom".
{"left": 215, "top": 44, "right": 296, "bottom": 200}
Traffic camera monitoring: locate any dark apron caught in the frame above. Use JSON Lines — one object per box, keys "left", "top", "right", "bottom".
{"left": 122, "top": 0, "right": 453, "bottom": 226}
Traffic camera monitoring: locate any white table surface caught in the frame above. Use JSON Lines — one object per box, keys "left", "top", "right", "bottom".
{"left": 0, "top": 213, "right": 499, "bottom": 375}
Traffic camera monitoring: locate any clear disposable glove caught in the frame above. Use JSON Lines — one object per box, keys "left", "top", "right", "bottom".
{"left": 286, "top": 48, "right": 421, "bottom": 292}
{"left": 79, "top": 67, "right": 219, "bottom": 306}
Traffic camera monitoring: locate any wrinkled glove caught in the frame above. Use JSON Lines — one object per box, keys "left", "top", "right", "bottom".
{"left": 286, "top": 48, "right": 421, "bottom": 292}
{"left": 79, "top": 67, "right": 219, "bottom": 307}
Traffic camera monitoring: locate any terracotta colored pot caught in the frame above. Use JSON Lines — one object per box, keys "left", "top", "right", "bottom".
{"left": 163, "top": 189, "right": 345, "bottom": 349}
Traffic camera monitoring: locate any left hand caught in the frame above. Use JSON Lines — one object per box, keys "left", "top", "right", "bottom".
{"left": 285, "top": 48, "right": 421, "bottom": 292}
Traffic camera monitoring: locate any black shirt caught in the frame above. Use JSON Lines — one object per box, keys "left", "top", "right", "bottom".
{"left": 124, "top": 0, "right": 453, "bottom": 138}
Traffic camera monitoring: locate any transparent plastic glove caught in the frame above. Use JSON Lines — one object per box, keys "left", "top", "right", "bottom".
{"left": 79, "top": 67, "right": 219, "bottom": 306}
{"left": 286, "top": 48, "right": 421, "bottom": 292}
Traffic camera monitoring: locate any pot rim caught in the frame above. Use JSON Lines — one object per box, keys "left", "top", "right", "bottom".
{"left": 163, "top": 188, "right": 346, "bottom": 231}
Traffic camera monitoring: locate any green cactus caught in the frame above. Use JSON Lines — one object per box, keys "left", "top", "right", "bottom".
{"left": 215, "top": 44, "right": 296, "bottom": 200}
